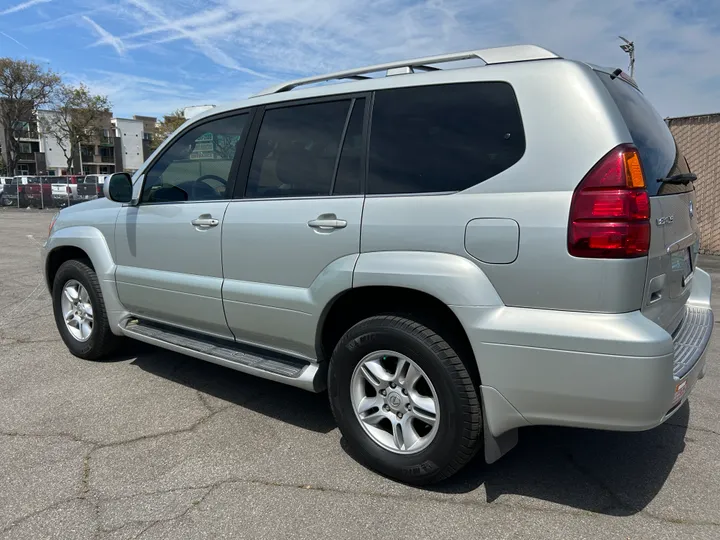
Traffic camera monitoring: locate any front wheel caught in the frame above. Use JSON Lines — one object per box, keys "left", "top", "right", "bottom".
{"left": 328, "top": 315, "right": 482, "bottom": 485}
{"left": 52, "top": 259, "right": 122, "bottom": 360}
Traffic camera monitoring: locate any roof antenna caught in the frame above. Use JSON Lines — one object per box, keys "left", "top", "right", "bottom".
{"left": 618, "top": 36, "right": 635, "bottom": 78}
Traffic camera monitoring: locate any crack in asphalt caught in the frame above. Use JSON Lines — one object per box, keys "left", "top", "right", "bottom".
{"left": 3, "top": 389, "right": 720, "bottom": 536}
{"left": 664, "top": 422, "right": 720, "bottom": 437}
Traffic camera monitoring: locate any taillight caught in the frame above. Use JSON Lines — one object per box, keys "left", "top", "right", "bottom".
{"left": 568, "top": 144, "right": 650, "bottom": 258}
{"left": 97, "top": 184, "right": 102, "bottom": 194}
{"left": 66, "top": 186, "right": 72, "bottom": 194}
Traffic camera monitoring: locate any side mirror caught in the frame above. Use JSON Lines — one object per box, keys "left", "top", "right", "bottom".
{"left": 105, "top": 173, "right": 133, "bottom": 203}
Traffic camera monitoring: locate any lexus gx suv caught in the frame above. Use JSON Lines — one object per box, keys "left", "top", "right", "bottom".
{"left": 43, "top": 45, "right": 714, "bottom": 485}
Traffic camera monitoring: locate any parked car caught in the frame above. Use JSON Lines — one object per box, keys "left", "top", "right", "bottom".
{"left": 0, "top": 177, "right": 13, "bottom": 205}
{"left": 24, "top": 177, "right": 55, "bottom": 208}
{"left": 43, "top": 45, "right": 714, "bottom": 485}
{"left": 51, "top": 176, "right": 82, "bottom": 207}
{"left": 76, "top": 174, "right": 107, "bottom": 200}
{"left": 2, "top": 176, "right": 36, "bottom": 207}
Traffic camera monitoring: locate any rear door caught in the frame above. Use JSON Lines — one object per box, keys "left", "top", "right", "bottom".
{"left": 597, "top": 72, "right": 698, "bottom": 332}
{"left": 221, "top": 96, "right": 367, "bottom": 358}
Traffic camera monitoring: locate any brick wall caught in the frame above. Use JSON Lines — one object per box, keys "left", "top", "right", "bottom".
{"left": 668, "top": 114, "right": 720, "bottom": 255}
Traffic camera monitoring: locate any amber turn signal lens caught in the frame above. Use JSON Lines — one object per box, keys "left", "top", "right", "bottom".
{"left": 623, "top": 149, "right": 645, "bottom": 188}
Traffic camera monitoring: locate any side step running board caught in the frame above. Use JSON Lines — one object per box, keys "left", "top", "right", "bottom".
{"left": 122, "top": 320, "right": 325, "bottom": 392}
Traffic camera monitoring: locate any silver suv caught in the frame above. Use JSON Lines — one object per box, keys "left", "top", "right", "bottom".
{"left": 43, "top": 45, "right": 714, "bottom": 484}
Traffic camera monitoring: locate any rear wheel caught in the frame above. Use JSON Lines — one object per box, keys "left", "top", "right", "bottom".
{"left": 329, "top": 315, "right": 482, "bottom": 485}
{"left": 52, "top": 259, "right": 121, "bottom": 360}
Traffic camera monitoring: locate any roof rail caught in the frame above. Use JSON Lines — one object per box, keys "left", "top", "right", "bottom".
{"left": 252, "top": 44, "right": 559, "bottom": 97}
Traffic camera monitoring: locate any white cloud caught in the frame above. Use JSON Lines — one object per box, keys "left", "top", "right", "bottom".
{"left": 0, "top": 0, "right": 51, "bottom": 16}
{"left": 82, "top": 15, "right": 125, "bottom": 55}
{"left": 69, "top": 69, "right": 266, "bottom": 118}
{"left": 15, "top": 0, "right": 720, "bottom": 117}
{"left": 0, "top": 31, "right": 28, "bottom": 49}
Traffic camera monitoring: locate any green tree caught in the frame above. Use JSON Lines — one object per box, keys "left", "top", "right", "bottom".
{"left": 39, "top": 84, "right": 111, "bottom": 173}
{"left": 150, "top": 109, "right": 185, "bottom": 151}
{"left": 0, "top": 58, "right": 60, "bottom": 175}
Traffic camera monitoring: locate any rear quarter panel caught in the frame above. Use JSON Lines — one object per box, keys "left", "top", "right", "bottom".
{"left": 360, "top": 60, "right": 646, "bottom": 313}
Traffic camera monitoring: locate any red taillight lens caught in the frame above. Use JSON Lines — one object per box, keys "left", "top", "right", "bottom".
{"left": 572, "top": 190, "right": 650, "bottom": 221}
{"left": 568, "top": 144, "right": 650, "bottom": 259}
{"left": 569, "top": 222, "right": 650, "bottom": 258}
{"left": 66, "top": 186, "right": 72, "bottom": 194}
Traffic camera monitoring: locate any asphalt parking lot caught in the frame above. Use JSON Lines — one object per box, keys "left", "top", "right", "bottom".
{"left": 1, "top": 208, "right": 719, "bottom": 540}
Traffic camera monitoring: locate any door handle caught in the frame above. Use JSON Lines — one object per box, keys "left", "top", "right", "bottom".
{"left": 191, "top": 215, "right": 219, "bottom": 228}
{"left": 308, "top": 218, "right": 347, "bottom": 230}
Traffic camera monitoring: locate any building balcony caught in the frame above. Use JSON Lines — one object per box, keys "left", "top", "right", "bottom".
{"left": 17, "top": 153, "right": 35, "bottom": 161}
{"left": 99, "top": 136, "right": 114, "bottom": 146}
{"left": 101, "top": 155, "right": 115, "bottom": 163}
{"left": 14, "top": 129, "right": 39, "bottom": 140}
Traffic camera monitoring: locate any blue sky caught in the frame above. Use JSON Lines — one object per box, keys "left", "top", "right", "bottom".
{"left": 0, "top": 0, "right": 718, "bottom": 118}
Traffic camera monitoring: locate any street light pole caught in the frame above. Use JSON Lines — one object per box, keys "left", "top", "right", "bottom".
{"left": 619, "top": 36, "right": 635, "bottom": 78}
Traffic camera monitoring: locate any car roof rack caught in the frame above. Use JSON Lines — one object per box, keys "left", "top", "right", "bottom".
{"left": 252, "top": 44, "right": 559, "bottom": 97}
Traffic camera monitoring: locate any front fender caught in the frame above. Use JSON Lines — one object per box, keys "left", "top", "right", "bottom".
{"left": 44, "top": 226, "right": 128, "bottom": 335}
{"left": 353, "top": 251, "right": 503, "bottom": 307}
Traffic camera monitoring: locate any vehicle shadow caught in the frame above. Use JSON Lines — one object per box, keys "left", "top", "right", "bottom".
{"left": 127, "top": 343, "right": 337, "bottom": 434}
{"left": 429, "top": 404, "right": 690, "bottom": 516}
{"left": 126, "top": 343, "right": 688, "bottom": 516}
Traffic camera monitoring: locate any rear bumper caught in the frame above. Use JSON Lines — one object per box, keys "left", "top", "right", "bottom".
{"left": 454, "top": 268, "right": 714, "bottom": 436}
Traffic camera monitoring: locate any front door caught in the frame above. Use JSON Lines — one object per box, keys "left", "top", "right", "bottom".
{"left": 222, "top": 96, "right": 368, "bottom": 358}
{"left": 114, "top": 110, "right": 251, "bottom": 338}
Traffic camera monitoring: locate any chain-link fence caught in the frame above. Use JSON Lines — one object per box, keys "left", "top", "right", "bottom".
{"left": 668, "top": 114, "right": 720, "bottom": 256}
{"left": 0, "top": 178, "right": 102, "bottom": 211}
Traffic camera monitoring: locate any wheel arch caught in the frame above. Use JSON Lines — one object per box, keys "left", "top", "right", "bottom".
{"left": 316, "top": 285, "right": 481, "bottom": 386}
{"left": 44, "top": 226, "right": 127, "bottom": 335}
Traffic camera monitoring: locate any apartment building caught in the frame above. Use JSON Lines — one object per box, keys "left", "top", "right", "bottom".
{"left": 112, "top": 117, "right": 147, "bottom": 172}
{"left": 0, "top": 101, "right": 44, "bottom": 175}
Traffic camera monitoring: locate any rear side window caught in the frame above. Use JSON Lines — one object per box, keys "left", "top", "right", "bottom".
{"left": 597, "top": 73, "right": 692, "bottom": 196}
{"left": 368, "top": 82, "right": 525, "bottom": 194}
{"left": 245, "top": 100, "right": 351, "bottom": 198}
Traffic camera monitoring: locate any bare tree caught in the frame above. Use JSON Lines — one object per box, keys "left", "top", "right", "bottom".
{"left": 0, "top": 58, "right": 59, "bottom": 175}
{"left": 150, "top": 109, "right": 185, "bottom": 151}
{"left": 39, "top": 84, "right": 111, "bottom": 174}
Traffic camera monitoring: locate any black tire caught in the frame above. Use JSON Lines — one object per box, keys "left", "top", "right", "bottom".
{"left": 52, "top": 258, "right": 122, "bottom": 360}
{"left": 328, "top": 315, "right": 482, "bottom": 485}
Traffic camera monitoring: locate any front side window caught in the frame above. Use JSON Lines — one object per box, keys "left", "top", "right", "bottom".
{"left": 142, "top": 113, "right": 248, "bottom": 203}
{"left": 368, "top": 82, "right": 526, "bottom": 194}
{"left": 245, "top": 100, "right": 351, "bottom": 198}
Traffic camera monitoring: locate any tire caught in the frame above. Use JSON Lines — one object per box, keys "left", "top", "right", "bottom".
{"left": 328, "top": 315, "right": 482, "bottom": 485}
{"left": 52, "top": 258, "right": 121, "bottom": 360}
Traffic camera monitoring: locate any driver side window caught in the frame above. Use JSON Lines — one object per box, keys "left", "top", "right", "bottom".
{"left": 142, "top": 113, "right": 248, "bottom": 203}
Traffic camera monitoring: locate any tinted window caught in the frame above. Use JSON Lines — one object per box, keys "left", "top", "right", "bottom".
{"left": 368, "top": 83, "right": 525, "bottom": 194}
{"left": 597, "top": 73, "right": 691, "bottom": 196}
{"left": 333, "top": 98, "right": 365, "bottom": 196}
{"left": 143, "top": 113, "right": 248, "bottom": 203}
{"left": 245, "top": 100, "right": 350, "bottom": 198}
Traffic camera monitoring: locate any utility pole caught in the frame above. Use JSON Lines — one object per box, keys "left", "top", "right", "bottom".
{"left": 619, "top": 36, "right": 635, "bottom": 78}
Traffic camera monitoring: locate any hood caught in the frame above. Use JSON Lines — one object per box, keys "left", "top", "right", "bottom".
{"left": 60, "top": 196, "right": 121, "bottom": 217}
